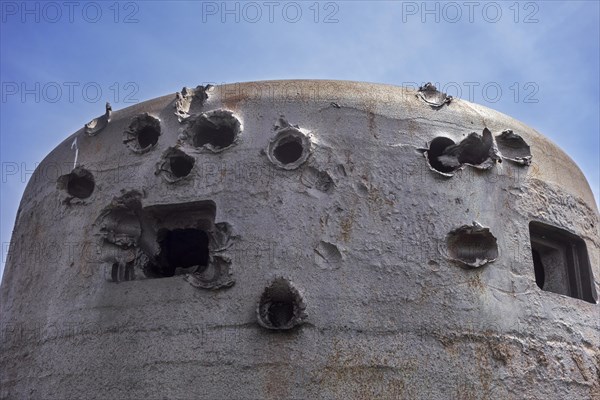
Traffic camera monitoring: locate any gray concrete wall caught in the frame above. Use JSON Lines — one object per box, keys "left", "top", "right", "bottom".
{"left": 1, "top": 81, "right": 598, "bottom": 399}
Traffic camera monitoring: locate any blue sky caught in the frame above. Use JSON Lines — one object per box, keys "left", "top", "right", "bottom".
{"left": 1, "top": 1, "right": 599, "bottom": 279}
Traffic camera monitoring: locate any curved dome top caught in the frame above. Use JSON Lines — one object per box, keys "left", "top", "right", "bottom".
{"left": 46, "top": 80, "right": 597, "bottom": 209}
{"left": 2, "top": 80, "right": 598, "bottom": 400}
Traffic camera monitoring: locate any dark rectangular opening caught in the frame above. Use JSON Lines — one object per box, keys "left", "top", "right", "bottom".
{"left": 529, "top": 221, "right": 597, "bottom": 304}
{"left": 143, "top": 201, "right": 215, "bottom": 278}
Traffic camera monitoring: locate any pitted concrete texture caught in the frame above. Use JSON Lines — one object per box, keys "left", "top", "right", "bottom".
{"left": 1, "top": 80, "right": 598, "bottom": 400}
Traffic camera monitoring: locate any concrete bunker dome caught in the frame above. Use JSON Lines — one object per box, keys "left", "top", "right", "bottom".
{"left": 1, "top": 80, "right": 598, "bottom": 399}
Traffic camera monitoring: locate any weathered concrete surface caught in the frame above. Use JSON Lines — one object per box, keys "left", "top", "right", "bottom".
{"left": 1, "top": 80, "right": 598, "bottom": 399}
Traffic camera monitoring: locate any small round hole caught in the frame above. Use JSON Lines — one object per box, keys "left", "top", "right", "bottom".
{"left": 170, "top": 155, "right": 194, "bottom": 178}
{"left": 257, "top": 278, "right": 306, "bottom": 330}
{"left": 268, "top": 301, "right": 294, "bottom": 328}
{"left": 267, "top": 128, "right": 311, "bottom": 170}
{"left": 137, "top": 126, "right": 160, "bottom": 149}
{"left": 157, "top": 148, "right": 195, "bottom": 182}
{"left": 188, "top": 110, "right": 241, "bottom": 152}
{"left": 446, "top": 224, "right": 498, "bottom": 268}
{"left": 123, "top": 113, "right": 161, "bottom": 153}
{"left": 426, "top": 137, "right": 457, "bottom": 174}
{"left": 274, "top": 137, "right": 303, "bottom": 165}
{"left": 58, "top": 168, "right": 95, "bottom": 199}
{"left": 67, "top": 175, "right": 95, "bottom": 198}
